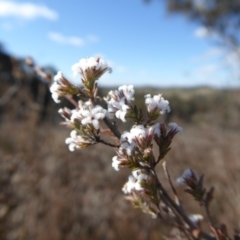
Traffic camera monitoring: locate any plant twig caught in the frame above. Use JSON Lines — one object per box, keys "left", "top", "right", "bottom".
{"left": 103, "top": 117, "right": 121, "bottom": 139}
{"left": 96, "top": 137, "right": 119, "bottom": 148}
{"left": 64, "top": 95, "right": 79, "bottom": 108}
{"left": 154, "top": 171, "right": 216, "bottom": 240}
{"left": 162, "top": 161, "right": 181, "bottom": 206}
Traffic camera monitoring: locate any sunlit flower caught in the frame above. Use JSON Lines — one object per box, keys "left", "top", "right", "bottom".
{"left": 71, "top": 100, "right": 107, "bottom": 129}
{"left": 168, "top": 122, "right": 183, "bottom": 133}
{"left": 65, "top": 130, "right": 96, "bottom": 151}
{"left": 50, "top": 71, "right": 78, "bottom": 103}
{"left": 189, "top": 214, "right": 203, "bottom": 226}
{"left": 132, "top": 169, "right": 149, "bottom": 181}
{"left": 104, "top": 85, "right": 135, "bottom": 122}
{"left": 118, "top": 85, "right": 135, "bottom": 101}
{"left": 122, "top": 175, "right": 136, "bottom": 194}
{"left": 122, "top": 169, "right": 149, "bottom": 193}
{"left": 112, "top": 156, "right": 121, "bottom": 171}
{"left": 145, "top": 94, "right": 170, "bottom": 115}
{"left": 120, "top": 124, "right": 160, "bottom": 151}
{"left": 71, "top": 56, "right": 112, "bottom": 82}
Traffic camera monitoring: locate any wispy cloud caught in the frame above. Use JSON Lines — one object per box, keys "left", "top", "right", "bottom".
{"left": 194, "top": 26, "right": 212, "bottom": 39}
{"left": 48, "top": 32, "right": 100, "bottom": 47}
{"left": 0, "top": 1, "right": 58, "bottom": 20}
{"left": 191, "top": 47, "right": 223, "bottom": 63}
{"left": 86, "top": 35, "right": 99, "bottom": 43}
{"left": 193, "top": 26, "right": 240, "bottom": 81}
{"left": 196, "top": 64, "right": 219, "bottom": 75}
{"left": 48, "top": 32, "right": 85, "bottom": 47}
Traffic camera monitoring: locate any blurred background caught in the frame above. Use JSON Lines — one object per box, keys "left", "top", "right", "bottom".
{"left": 0, "top": 0, "right": 240, "bottom": 239}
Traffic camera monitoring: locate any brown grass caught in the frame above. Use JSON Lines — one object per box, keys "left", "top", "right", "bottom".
{"left": 0, "top": 86, "right": 240, "bottom": 239}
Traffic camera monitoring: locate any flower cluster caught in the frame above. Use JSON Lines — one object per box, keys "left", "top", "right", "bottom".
{"left": 112, "top": 124, "right": 160, "bottom": 171}
{"left": 122, "top": 169, "right": 150, "bottom": 194}
{"left": 72, "top": 57, "right": 112, "bottom": 96}
{"left": 104, "top": 85, "right": 135, "bottom": 122}
{"left": 72, "top": 56, "right": 112, "bottom": 80}
{"left": 58, "top": 100, "right": 107, "bottom": 129}
{"left": 145, "top": 94, "right": 170, "bottom": 120}
{"left": 71, "top": 100, "right": 107, "bottom": 130}
{"left": 49, "top": 55, "right": 227, "bottom": 240}
{"left": 65, "top": 129, "right": 96, "bottom": 151}
{"left": 60, "top": 100, "right": 108, "bottom": 151}
{"left": 51, "top": 56, "right": 182, "bottom": 220}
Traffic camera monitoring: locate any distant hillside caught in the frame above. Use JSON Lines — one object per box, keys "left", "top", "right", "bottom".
{"left": 100, "top": 86, "right": 240, "bottom": 128}
{"left": 1, "top": 78, "right": 240, "bottom": 127}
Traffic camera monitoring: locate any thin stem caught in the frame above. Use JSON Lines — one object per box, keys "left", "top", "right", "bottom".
{"left": 154, "top": 170, "right": 196, "bottom": 229}
{"left": 96, "top": 137, "right": 119, "bottom": 148}
{"left": 203, "top": 203, "right": 214, "bottom": 227}
{"left": 154, "top": 154, "right": 162, "bottom": 167}
{"left": 162, "top": 161, "right": 181, "bottom": 206}
{"left": 64, "top": 95, "right": 79, "bottom": 108}
{"left": 153, "top": 170, "right": 216, "bottom": 240}
{"left": 157, "top": 212, "right": 192, "bottom": 240}
{"left": 103, "top": 117, "right": 121, "bottom": 139}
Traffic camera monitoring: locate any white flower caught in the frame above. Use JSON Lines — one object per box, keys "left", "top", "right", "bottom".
{"left": 130, "top": 125, "right": 147, "bottom": 139}
{"left": 115, "top": 104, "right": 130, "bottom": 122}
{"left": 112, "top": 156, "right": 121, "bottom": 171}
{"left": 122, "top": 170, "right": 149, "bottom": 193}
{"left": 50, "top": 71, "right": 77, "bottom": 103}
{"left": 189, "top": 214, "right": 203, "bottom": 227}
{"left": 145, "top": 94, "right": 170, "bottom": 114}
{"left": 118, "top": 85, "right": 135, "bottom": 101}
{"left": 132, "top": 169, "right": 149, "bottom": 191}
{"left": 104, "top": 85, "right": 135, "bottom": 122}
{"left": 168, "top": 122, "right": 183, "bottom": 133}
{"left": 71, "top": 56, "right": 112, "bottom": 81}
{"left": 176, "top": 169, "right": 194, "bottom": 185}
{"left": 119, "top": 131, "right": 136, "bottom": 156}
{"left": 54, "top": 71, "right": 63, "bottom": 82}
{"left": 122, "top": 175, "right": 136, "bottom": 194}
{"left": 65, "top": 130, "right": 80, "bottom": 151}
{"left": 149, "top": 123, "right": 161, "bottom": 137}
{"left": 132, "top": 169, "right": 148, "bottom": 181}
{"left": 117, "top": 125, "right": 157, "bottom": 157}
{"left": 119, "top": 141, "right": 136, "bottom": 156}
{"left": 71, "top": 100, "right": 107, "bottom": 129}
{"left": 65, "top": 130, "right": 95, "bottom": 151}
{"left": 50, "top": 81, "right": 61, "bottom": 103}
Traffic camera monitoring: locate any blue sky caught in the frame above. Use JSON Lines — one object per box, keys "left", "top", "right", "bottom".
{"left": 0, "top": 0, "right": 240, "bottom": 88}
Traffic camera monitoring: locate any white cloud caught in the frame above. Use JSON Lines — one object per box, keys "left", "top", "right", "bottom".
{"left": 191, "top": 47, "right": 224, "bottom": 65}
{"left": 198, "top": 46, "right": 240, "bottom": 79}
{"left": 48, "top": 32, "right": 85, "bottom": 47}
{"left": 196, "top": 64, "right": 218, "bottom": 75}
{"left": 194, "top": 26, "right": 212, "bottom": 39}
{"left": 0, "top": 1, "right": 58, "bottom": 20}
{"left": 225, "top": 49, "right": 240, "bottom": 69}
{"left": 86, "top": 35, "right": 99, "bottom": 43}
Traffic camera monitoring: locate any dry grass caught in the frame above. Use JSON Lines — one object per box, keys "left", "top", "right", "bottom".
{"left": 0, "top": 86, "right": 240, "bottom": 239}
